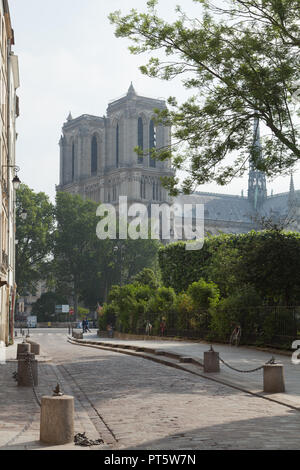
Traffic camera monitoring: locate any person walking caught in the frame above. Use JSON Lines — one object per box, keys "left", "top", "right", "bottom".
{"left": 160, "top": 318, "right": 166, "bottom": 337}
{"left": 85, "top": 318, "right": 91, "bottom": 333}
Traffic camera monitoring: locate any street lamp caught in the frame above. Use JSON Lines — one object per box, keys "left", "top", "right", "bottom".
{"left": 12, "top": 174, "right": 21, "bottom": 190}
{"left": 2, "top": 165, "right": 22, "bottom": 189}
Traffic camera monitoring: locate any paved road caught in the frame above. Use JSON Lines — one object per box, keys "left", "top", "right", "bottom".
{"left": 2, "top": 330, "right": 300, "bottom": 450}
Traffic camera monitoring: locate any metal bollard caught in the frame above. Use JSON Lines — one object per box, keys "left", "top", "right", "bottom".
{"left": 263, "top": 362, "right": 285, "bottom": 393}
{"left": 17, "top": 352, "right": 38, "bottom": 387}
{"left": 203, "top": 346, "right": 220, "bottom": 373}
{"left": 40, "top": 385, "right": 74, "bottom": 445}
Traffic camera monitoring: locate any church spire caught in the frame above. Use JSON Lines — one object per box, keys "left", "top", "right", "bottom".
{"left": 67, "top": 111, "right": 73, "bottom": 122}
{"left": 288, "top": 172, "right": 296, "bottom": 208}
{"left": 290, "top": 173, "right": 295, "bottom": 194}
{"left": 127, "top": 82, "right": 137, "bottom": 97}
{"left": 248, "top": 117, "right": 267, "bottom": 210}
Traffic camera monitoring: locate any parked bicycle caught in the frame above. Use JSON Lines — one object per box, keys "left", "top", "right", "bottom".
{"left": 230, "top": 324, "right": 241, "bottom": 346}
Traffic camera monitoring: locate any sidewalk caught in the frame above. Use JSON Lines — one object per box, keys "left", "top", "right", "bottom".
{"left": 74, "top": 333, "right": 300, "bottom": 410}
{"left": 0, "top": 337, "right": 106, "bottom": 450}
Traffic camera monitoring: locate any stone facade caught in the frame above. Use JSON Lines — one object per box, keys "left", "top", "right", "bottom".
{"left": 0, "top": 0, "right": 20, "bottom": 345}
{"left": 57, "top": 84, "right": 174, "bottom": 209}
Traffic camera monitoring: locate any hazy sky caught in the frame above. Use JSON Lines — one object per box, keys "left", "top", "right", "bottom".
{"left": 9, "top": 0, "right": 297, "bottom": 202}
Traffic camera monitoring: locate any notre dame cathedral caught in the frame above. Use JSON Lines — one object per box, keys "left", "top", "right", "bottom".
{"left": 57, "top": 84, "right": 300, "bottom": 236}
{"left": 57, "top": 83, "right": 173, "bottom": 209}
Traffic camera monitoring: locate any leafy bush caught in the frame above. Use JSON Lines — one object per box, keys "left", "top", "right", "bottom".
{"left": 210, "top": 286, "right": 262, "bottom": 342}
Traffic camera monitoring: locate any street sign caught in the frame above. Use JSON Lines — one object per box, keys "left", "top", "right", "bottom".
{"left": 27, "top": 316, "right": 37, "bottom": 328}
{"left": 55, "top": 305, "right": 70, "bottom": 314}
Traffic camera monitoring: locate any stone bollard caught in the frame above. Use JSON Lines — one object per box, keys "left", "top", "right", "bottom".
{"left": 72, "top": 330, "right": 83, "bottom": 340}
{"left": 204, "top": 346, "right": 220, "bottom": 373}
{"left": 17, "top": 352, "right": 38, "bottom": 387}
{"left": 17, "top": 342, "right": 30, "bottom": 360}
{"left": 40, "top": 388, "right": 74, "bottom": 445}
{"left": 27, "top": 341, "right": 40, "bottom": 356}
{"left": 263, "top": 363, "right": 285, "bottom": 393}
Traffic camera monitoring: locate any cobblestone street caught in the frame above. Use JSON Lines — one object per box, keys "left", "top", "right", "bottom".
{"left": 1, "top": 331, "right": 300, "bottom": 450}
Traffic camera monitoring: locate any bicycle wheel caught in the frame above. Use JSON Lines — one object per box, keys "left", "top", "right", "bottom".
{"left": 229, "top": 332, "right": 236, "bottom": 346}
{"left": 235, "top": 331, "right": 241, "bottom": 346}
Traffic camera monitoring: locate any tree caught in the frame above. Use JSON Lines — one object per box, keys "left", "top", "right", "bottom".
{"left": 54, "top": 192, "right": 161, "bottom": 318}
{"left": 238, "top": 230, "right": 300, "bottom": 305}
{"left": 31, "top": 291, "right": 68, "bottom": 322}
{"left": 131, "top": 267, "right": 159, "bottom": 289}
{"left": 53, "top": 192, "right": 101, "bottom": 319}
{"left": 16, "top": 185, "right": 54, "bottom": 295}
{"left": 110, "top": 0, "right": 300, "bottom": 193}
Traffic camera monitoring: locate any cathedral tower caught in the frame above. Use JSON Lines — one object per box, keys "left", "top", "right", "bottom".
{"left": 57, "top": 85, "right": 174, "bottom": 207}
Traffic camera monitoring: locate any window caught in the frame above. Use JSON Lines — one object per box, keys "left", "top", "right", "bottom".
{"left": 91, "top": 136, "right": 98, "bottom": 175}
{"left": 138, "top": 117, "right": 143, "bottom": 164}
{"left": 149, "top": 120, "right": 156, "bottom": 168}
{"left": 116, "top": 124, "right": 119, "bottom": 168}
{"left": 140, "top": 178, "right": 146, "bottom": 199}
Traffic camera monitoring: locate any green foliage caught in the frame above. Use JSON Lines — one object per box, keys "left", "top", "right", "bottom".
{"left": 159, "top": 231, "right": 300, "bottom": 305}
{"left": 131, "top": 268, "right": 159, "bottom": 289}
{"left": 16, "top": 184, "right": 55, "bottom": 295}
{"left": 210, "top": 286, "right": 262, "bottom": 342}
{"left": 99, "top": 302, "right": 119, "bottom": 330}
{"left": 237, "top": 230, "right": 300, "bottom": 305}
{"left": 31, "top": 291, "right": 68, "bottom": 322}
{"left": 187, "top": 278, "right": 220, "bottom": 312}
{"left": 110, "top": 0, "right": 300, "bottom": 192}
{"left": 146, "top": 286, "right": 176, "bottom": 316}
{"left": 174, "top": 292, "right": 194, "bottom": 330}
{"left": 77, "top": 307, "right": 90, "bottom": 319}
{"left": 158, "top": 236, "right": 231, "bottom": 293}
{"left": 53, "top": 192, "right": 101, "bottom": 317}
{"left": 108, "top": 284, "right": 148, "bottom": 332}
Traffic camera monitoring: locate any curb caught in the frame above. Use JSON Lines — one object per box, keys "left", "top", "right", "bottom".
{"left": 67, "top": 337, "right": 300, "bottom": 413}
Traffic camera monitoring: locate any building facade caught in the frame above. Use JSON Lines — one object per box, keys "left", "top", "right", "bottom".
{"left": 57, "top": 84, "right": 174, "bottom": 209}
{"left": 0, "top": 0, "right": 20, "bottom": 345}
{"left": 57, "top": 86, "right": 299, "bottom": 241}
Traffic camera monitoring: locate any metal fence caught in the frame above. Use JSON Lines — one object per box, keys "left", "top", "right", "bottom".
{"left": 117, "top": 306, "right": 300, "bottom": 348}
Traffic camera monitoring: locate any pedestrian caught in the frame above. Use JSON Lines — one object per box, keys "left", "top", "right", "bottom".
{"left": 145, "top": 320, "right": 152, "bottom": 336}
{"left": 82, "top": 319, "right": 86, "bottom": 333}
{"left": 160, "top": 318, "right": 166, "bottom": 337}
{"left": 85, "top": 318, "right": 91, "bottom": 333}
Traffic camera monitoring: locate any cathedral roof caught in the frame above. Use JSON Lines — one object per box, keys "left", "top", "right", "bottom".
{"left": 175, "top": 193, "right": 255, "bottom": 223}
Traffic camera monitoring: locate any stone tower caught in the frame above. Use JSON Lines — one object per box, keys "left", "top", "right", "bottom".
{"left": 57, "top": 84, "right": 174, "bottom": 207}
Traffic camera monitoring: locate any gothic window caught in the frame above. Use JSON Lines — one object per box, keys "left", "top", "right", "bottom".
{"left": 116, "top": 124, "right": 119, "bottom": 168}
{"left": 138, "top": 117, "right": 144, "bottom": 164}
{"left": 149, "top": 120, "right": 156, "bottom": 168}
{"left": 72, "top": 142, "right": 75, "bottom": 181}
{"left": 91, "top": 136, "right": 98, "bottom": 175}
{"left": 140, "top": 178, "right": 146, "bottom": 199}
